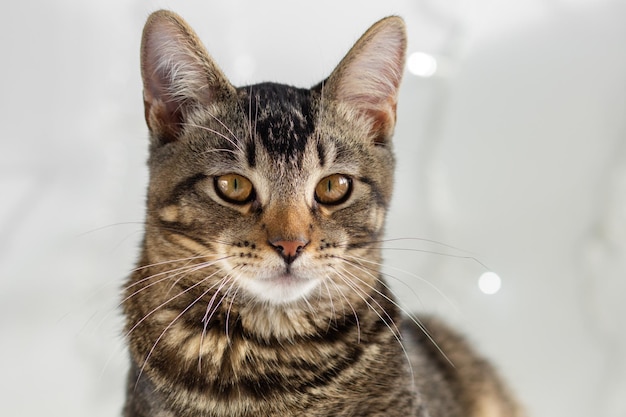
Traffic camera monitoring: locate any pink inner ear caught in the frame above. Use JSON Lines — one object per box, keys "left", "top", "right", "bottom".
{"left": 143, "top": 94, "right": 183, "bottom": 144}
{"left": 140, "top": 13, "right": 212, "bottom": 143}
{"left": 141, "top": 22, "right": 187, "bottom": 142}
{"left": 330, "top": 18, "right": 406, "bottom": 144}
{"left": 140, "top": 12, "right": 236, "bottom": 145}
{"left": 368, "top": 104, "right": 397, "bottom": 146}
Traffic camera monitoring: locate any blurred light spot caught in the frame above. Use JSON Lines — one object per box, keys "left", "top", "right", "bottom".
{"left": 478, "top": 271, "right": 502, "bottom": 295}
{"left": 407, "top": 52, "right": 437, "bottom": 77}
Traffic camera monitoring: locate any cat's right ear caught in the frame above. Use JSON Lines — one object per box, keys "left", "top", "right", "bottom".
{"left": 140, "top": 10, "right": 235, "bottom": 145}
{"left": 322, "top": 16, "right": 406, "bottom": 146}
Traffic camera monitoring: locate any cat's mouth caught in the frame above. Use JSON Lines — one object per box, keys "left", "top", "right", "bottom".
{"left": 268, "top": 271, "right": 308, "bottom": 285}
{"left": 243, "top": 270, "right": 320, "bottom": 304}
{"left": 259, "top": 269, "right": 314, "bottom": 288}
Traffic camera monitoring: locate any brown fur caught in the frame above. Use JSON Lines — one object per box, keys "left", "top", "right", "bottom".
{"left": 122, "top": 10, "right": 525, "bottom": 417}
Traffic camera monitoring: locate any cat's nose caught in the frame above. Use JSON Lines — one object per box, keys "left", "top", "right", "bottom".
{"left": 269, "top": 238, "right": 309, "bottom": 264}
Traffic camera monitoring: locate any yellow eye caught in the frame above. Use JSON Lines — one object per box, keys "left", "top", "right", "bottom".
{"left": 214, "top": 174, "right": 254, "bottom": 204}
{"left": 315, "top": 174, "right": 352, "bottom": 205}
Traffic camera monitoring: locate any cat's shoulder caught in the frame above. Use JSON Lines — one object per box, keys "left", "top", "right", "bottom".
{"left": 403, "top": 316, "right": 525, "bottom": 417}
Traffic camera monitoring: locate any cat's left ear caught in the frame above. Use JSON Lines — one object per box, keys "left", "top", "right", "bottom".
{"left": 323, "top": 17, "right": 406, "bottom": 145}
{"left": 140, "top": 10, "right": 236, "bottom": 145}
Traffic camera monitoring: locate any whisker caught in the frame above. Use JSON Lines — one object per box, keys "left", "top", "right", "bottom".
{"left": 93, "top": 257, "right": 226, "bottom": 335}
{"left": 331, "top": 237, "right": 490, "bottom": 271}
{"left": 342, "top": 254, "right": 459, "bottom": 314}
{"left": 124, "top": 271, "right": 218, "bottom": 344}
{"left": 183, "top": 122, "right": 244, "bottom": 153}
{"left": 248, "top": 86, "right": 254, "bottom": 144}
{"left": 332, "top": 264, "right": 401, "bottom": 338}
{"left": 124, "top": 255, "right": 231, "bottom": 295}
{"left": 330, "top": 267, "right": 394, "bottom": 338}
{"left": 323, "top": 281, "right": 340, "bottom": 334}
{"left": 136, "top": 272, "right": 228, "bottom": 388}
{"left": 205, "top": 110, "right": 242, "bottom": 146}
{"left": 325, "top": 276, "right": 360, "bottom": 343}
{"left": 320, "top": 280, "right": 336, "bottom": 333}
{"left": 254, "top": 91, "right": 259, "bottom": 142}
{"left": 128, "top": 253, "right": 211, "bottom": 279}
{"left": 195, "top": 275, "right": 233, "bottom": 363}
{"left": 316, "top": 81, "right": 324, "bottom": 147}
{"left": 330, "top": 266, "right": 416, "bottom": 389}
{"left": 224, "top": 280, "right": 241, "bottom": 341}
{"left": 198, "top": 274, "right": 239, "bottom": 369}
{"left": 302, "top": 292, "right": 318, "bottom": 322}
{"left": 380, "top": 247, "right": 490, "bottom": 270}
{"left": 202, "top": 148, "right": 240, "bottom": 156}
{"left": 162, "top": 259, "right": 225, "bottom": 299}
{"left": 334, "top": 259, "right": 454, "bottom": 368}
{"left": 202, "top": 274, "right": 237, "bottom": 325}
{"left": 376, "top": 237, "right": 472, "bottom": 253}
{"left": 75, "top": 221, "right": 145, "bottom": 237}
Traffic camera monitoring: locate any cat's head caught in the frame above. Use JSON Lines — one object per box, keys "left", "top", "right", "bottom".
{"left": 139, "top": 10, "right": 406, "bottom": 307}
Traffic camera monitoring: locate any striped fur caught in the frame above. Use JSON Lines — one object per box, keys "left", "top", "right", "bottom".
{"left": 123, "top": 10, "right": 524, "bottom": 417}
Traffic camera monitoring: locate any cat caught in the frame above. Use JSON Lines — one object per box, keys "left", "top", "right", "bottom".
{"left": 122, "top": 9, "right": 524, "bottom": 417}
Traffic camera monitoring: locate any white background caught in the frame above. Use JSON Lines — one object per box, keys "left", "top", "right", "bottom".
{"left": 1, "top": 1, "right": 625, "bottom": 416}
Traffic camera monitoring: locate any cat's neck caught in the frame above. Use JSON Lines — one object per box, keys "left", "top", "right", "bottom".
{"left": 125, "top": 259, "right": 404, "bottom": 416}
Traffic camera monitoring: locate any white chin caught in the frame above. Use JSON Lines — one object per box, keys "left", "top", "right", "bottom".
{"left": 243, "top": 274, "right": 320, "bottom": 305}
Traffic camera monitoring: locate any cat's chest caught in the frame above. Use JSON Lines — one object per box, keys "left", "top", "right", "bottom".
{"left": 134, "top": 317, "right": 414, "bottom": 417}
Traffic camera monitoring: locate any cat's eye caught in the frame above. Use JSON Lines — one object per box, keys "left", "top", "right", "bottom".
{"left": 315, "top": 174, "right": 352, "bottom": 205}
{"left": 214, "top": 174, "right": 254, "bottom": 204}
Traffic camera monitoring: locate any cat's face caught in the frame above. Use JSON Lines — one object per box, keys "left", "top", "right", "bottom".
{"left": 139, "top": 11, "right": 406, "bottom": 307}
{"left": 145, "top": 84, "right": 394, "bottom": 305}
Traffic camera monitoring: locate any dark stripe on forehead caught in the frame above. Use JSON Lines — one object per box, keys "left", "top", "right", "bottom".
{"left": 245, "top": 140, "right": 256, "bottom": 168}
{"left": 238, "top": 83, "right": 316, "bottom": 165}
{"left": 316, "top": 141, "right": 326, "bottom": 167}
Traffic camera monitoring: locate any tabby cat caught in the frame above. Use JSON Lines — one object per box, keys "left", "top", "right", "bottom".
{"left": 122, "top": 10, "right": 523, "bottom": 417}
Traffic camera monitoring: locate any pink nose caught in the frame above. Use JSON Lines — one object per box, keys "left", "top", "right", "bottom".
{"left": 270, "top": 239, "right": 308, "bottom": 264}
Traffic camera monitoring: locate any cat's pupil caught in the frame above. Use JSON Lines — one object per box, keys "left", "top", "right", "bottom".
{"left": 325, "top": 179, "right": 332, "bottom": 193}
